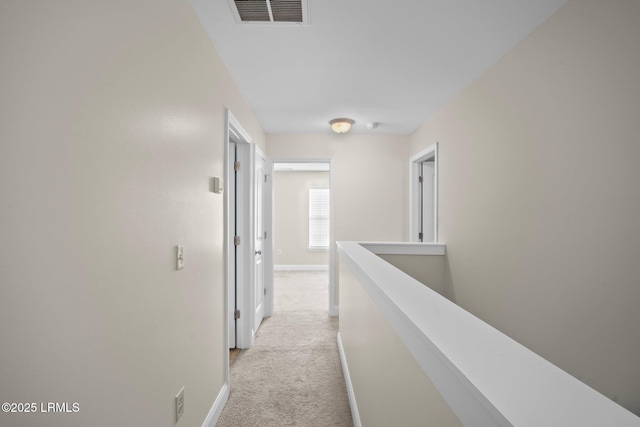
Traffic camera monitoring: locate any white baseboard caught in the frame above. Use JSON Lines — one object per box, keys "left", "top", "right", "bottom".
{"left": 337, "top": 332, "right": 361, "bottom": 427}
{"left": 201, "top": 382, "right": 229, "bottom": 427}
{"left": 274, "top": 264, "right": 329, "bottom": 271}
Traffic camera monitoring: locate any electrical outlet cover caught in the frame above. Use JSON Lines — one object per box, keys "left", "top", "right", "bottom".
{"left": 175, "top": 386, "right": 185, "bottom": 422}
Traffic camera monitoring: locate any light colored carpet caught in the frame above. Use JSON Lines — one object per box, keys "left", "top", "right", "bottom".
{"left": 216, "top": 271, "right": 354, "bottom": 427}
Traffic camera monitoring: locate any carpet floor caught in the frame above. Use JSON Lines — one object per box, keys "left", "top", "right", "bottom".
{"left": 216, "top": 270, "right": 354, "bottom": 427}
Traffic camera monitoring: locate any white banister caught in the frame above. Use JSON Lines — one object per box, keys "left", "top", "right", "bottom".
{"left": 360, "top": 241, "right": 445, "bottom": 255}
{"left": 337, "top": 241, "right": 640, "bottom": 426}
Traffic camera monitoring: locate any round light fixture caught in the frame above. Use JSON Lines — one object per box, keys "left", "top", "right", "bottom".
{"left": 329, "top": 118, "right": 354, "bottom": 134}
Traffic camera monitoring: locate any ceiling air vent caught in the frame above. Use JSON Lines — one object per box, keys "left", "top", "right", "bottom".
{"left": 232, "top": 0, "right": 308, "bottom": 24}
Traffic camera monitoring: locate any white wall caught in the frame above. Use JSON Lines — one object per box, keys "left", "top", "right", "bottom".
{"left": 409, "top": 0, "right": 640, "bottom": 414}
{"left": 0, "top": 1, "right": 264, "bottom": 426}
{"left": 274, "top": 171, "right": 330, "bottom": 266}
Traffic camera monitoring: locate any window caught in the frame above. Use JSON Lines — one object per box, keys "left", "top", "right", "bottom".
{"left": 309, "top": 187, "right": 330, "bottom": 250}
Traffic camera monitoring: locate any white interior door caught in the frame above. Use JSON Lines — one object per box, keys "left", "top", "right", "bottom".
{"left": 253, "top": 150, "right": 266, "bottom": 332}
{"left": 421, "top": 160, "right": 435, "bottom": 242}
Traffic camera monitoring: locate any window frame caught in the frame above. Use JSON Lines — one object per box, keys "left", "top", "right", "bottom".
{"left": 308, "top": 187, "right": 330, "bottom": 251}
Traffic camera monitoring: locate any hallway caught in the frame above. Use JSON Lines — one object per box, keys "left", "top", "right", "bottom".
{"left": 216, "top": 271, "right": 353, "bottom": 427}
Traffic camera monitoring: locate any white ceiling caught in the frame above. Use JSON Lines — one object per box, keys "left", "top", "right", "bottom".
{"left": 190, "top": 0, "right": 566, "bottom": 135}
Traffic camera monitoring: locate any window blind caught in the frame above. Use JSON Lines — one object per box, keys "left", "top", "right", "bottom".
{"left": 309, "top": 188, "right": 330, "bottom": 249}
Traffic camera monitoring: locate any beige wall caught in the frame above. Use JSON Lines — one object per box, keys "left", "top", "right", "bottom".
{"left": 410, "top": 0, "right": 640, "bottom": 414}
{"left": 268, "top": 134, "right": 410, "bottom": 304}
{"left": 274, "top": 171, "right": 330, "bottom": 266}
{"left": 268, "top": 134, "right": 409, "bottom": 242}
{"left": 0, "top": 1, "right": 264, "bottom": 426}
{"left": 339, "top": 260, "right": 462, "bottom": 427}
{"left": 378, "top": 254, "right": 448, "bottom": 298}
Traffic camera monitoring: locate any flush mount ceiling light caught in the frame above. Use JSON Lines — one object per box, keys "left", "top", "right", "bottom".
{"left": 330, "top": 118, "right": 354, "bottom": 134}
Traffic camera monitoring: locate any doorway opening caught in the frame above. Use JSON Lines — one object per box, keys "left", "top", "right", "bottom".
{"left": 271, "top": 161, "right": 335, "bottom": 315}
{"left": 410, "top": 143, "right": 438, "bottom": 242}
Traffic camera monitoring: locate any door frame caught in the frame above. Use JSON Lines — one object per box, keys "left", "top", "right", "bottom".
{"left": 225, "top": 109, "right": 254, "bottom": 352}
{"left": 263, "top": 157, "right": 274, "bottom": 318}
{"left": 409, "top": 143, "right": 439, "bottom": 242}
{"left": 270, "top": 158, "right": 336, "bottom": 316}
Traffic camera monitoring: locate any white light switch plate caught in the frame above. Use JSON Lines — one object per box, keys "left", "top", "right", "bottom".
{"left": 176, "top": 245, "right": 184, "bottom": 270}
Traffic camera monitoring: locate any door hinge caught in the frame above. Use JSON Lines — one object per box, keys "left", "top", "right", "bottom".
{"left": 264, "top": 174, "right": 268, "bottom": 183}
{"left": 264, "top": 231, "right": 267, "bottom": 239}
{"left": 234, "top": 235, "right": 240, "bottom": 246}
{"left": 234, "top": 309, "right": 241, "bottom": 320}
{"left": 418, "top": 232, "right": 423, "bottom": 241}
{"left": 419, "top": 175, "right": 424, "bottom": 183}
{"left": 264, "top": 288, "right": 267, "bottom": 296}
{"left": 234, "top": 161, "right": 240, "bottom": 171}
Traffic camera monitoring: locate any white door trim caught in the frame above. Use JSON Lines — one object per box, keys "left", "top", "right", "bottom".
{"left": 409, "top": 143, "right": 439, "bottom": 243}
{"left": 263, "top": 157, "right": 274, "bottom": 318}
{"left": 270, "top": 158, "right": 336, "bottom": 316}
{"left": 225, "top": 109, "right": 254, "bottom": 355}
{"left": 226, "top": 135, "right": 236, "bottom": 351}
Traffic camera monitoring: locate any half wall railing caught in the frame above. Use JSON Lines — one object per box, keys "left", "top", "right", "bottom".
{"left": 337, "top": 241, "right": 640, "bottom": 427}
